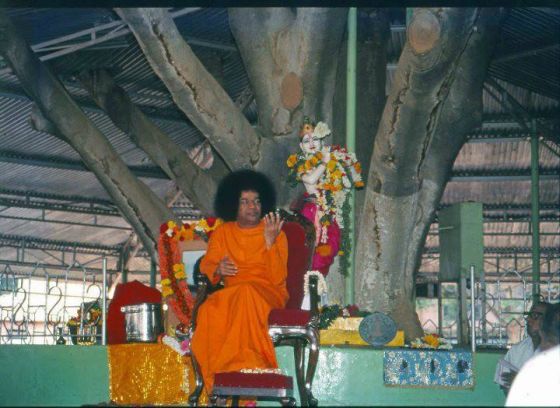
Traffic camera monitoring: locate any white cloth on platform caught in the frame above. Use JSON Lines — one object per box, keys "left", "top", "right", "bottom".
{"left": 506, "top": 345, "right": 560, "bottom": 406}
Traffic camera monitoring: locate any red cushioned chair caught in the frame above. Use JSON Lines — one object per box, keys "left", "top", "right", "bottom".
{"left": 188, "top": 209, "right": 320, "bottom": 407}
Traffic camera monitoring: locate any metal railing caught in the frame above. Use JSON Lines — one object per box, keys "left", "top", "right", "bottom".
{"left": 418, "top": 265, "right": 559, "bottom": 347}
{"left": 0, "top": 262, "right": 105, "bottom": 345}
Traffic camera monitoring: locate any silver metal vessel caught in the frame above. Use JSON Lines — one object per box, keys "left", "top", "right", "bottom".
{"left": 121, "top": 302, "right": 164, "bottom": 343}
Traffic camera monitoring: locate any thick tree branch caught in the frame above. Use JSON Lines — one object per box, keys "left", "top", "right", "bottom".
{"left": 115, "top": 8, "right": 259, "bottom": 169}
{"left": 0, "top": 11, "right": 173, "bottom": 260}
{"left": 79, "top": 69, "right": 227, "bottom": 214}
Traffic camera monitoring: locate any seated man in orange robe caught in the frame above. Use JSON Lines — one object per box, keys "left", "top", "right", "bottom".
{"left": 191, "top": 169, "right": 288, "bottom": 393}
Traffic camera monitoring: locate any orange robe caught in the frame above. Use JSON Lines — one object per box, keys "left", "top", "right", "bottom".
{"left": 191, "top": 221, "right": 289, "bottom": 392}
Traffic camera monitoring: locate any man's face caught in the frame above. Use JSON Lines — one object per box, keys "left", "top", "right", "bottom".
{"left": 526, "top": 303, "right": 546, "bottom": 338}
{"left": 237, "top": 190, "right": 262, "bottom": 227}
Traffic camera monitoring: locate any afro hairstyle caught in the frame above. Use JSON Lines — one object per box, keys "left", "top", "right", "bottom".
{"left": 214, "top": 169, "right": 277, "bottom": 222}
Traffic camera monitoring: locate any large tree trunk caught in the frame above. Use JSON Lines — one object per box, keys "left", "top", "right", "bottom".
{"left": 355, "top": 8, "right": 504, "bottom": 339}
{"left": 78, "top": 69, "right": 227, "bottom": 214}
{"left": 0, "top": 11, "right": 174, "bottom": 260}
{"left": 228, "top": 7, "right": 347, "bottom": 204}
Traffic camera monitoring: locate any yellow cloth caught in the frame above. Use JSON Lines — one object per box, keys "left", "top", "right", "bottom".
{"left": 320, "top": 326, "right": 405, "bottom": 347}
{"left": 192, "top": 221, "right": 288, "bottom": 392}
{"left": 108, "top": 343, "right": 207, "bottom": 406}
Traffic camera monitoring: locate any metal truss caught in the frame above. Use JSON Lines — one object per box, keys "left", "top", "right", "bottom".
{"left": 493, "top": 43, "right": 560, "bottom": 64}
{"left": 0, "top": 233, "right": 122, "bottom": 257}
{"left": 0, "top": 188, "right": 200, "bottom": 218}
{"left": 0, "top": 8, "right": 241, "bottom": 77}
{"left": 449, "top": 167, "right": 560, "bottom": 182}
{"left": 423, "top": 246, "right": 559, "bottom": 255}
{"left": 0, "top": 187, "right": 119, "bottom": 216}
{"left": 0, "top": 149, "right": 167, "bottom": 179}
{"left": 4, "top": 148, "right": 557, "bottom": 183}
{"left": 435, "top": 202, "right": 560, "bottom": 222}
{"left": 0, "top": 86, "right": 187, "bottom": 126}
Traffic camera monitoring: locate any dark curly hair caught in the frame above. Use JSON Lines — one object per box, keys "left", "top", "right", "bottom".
{"left": 214, "top": 169, "right": 276, "bottom": 221}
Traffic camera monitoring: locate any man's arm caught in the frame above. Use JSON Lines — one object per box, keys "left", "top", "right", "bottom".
{"left": 199, "top": 226, "right": 231, "bottom": 285}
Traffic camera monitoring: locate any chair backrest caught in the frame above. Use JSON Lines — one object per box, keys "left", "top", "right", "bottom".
{"left": 280, "top": 210, "right": 316, "bottom": 310}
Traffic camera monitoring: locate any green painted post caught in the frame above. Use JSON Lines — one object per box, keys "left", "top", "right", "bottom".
{"left": 530, "top": 119, "right": 541, "bottom": 301}
{"left": 345, "top": 7, "right": 357, "bottom": 305}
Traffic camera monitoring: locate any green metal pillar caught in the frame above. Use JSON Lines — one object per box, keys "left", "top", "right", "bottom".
{"left": 406, "top": 8, "right": 414, "bottom": 26}
{"left": 530, "top": 119, "right": 541, "bottom": 301}
{"left": 150, "top": 258, "right": 157, "bottom": 288}
{"left": 345, "top": 7, "right": 357, "bottom": 305}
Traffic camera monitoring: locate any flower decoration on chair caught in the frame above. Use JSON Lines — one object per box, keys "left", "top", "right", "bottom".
{"left": 410, "top": 333, "right": 453, "bottom": 350}
{"left": 158, "top": 218, "right": 223, "bottom": 326}
{"left": 287, "top": 118, "right": 363, "bottom": 276}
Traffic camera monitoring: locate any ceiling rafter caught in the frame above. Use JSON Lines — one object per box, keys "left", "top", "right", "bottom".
{"left": 0, "top": 233, "right": 122, "bottom": 256}
{"left": 0, "top": 149, "right": 167, "bottom": 179}
{"left": 0, "top": 188, "right": 200, "bottom": 218}
{"left": 0, "top": 214, "right": 132, "bottom": 231}
{"left": 0, "top": 8, "right": 240, "bottom": 76}
{"left": 424, "top": 246, "right": 560, "bottom": 255}
{"left": 2, "top": 149, "right": 557, "bottom": 183}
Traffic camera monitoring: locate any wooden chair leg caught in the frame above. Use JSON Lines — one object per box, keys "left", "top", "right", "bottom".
{"left": 304, "top": 328, "right": 320, "bottom": 407}
{"left": 293, "top": 339, "right": 308, "bottom": 406}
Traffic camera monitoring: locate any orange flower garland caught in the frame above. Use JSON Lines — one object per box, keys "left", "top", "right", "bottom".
{"left": 158, "top": 218, "right": 223, "bottom": 326}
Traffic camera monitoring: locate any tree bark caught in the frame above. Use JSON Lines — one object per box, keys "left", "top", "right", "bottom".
{"left": 0, "top": 11, "right": 174, "bottom": 261}
{"left": 229, "top": 8, "right": 347, "bottom": 138}
{"left": 228, "top": 8, "right": 347, "bottom": 204}
{"left": 115, "top": 8, "right": 259, "bottom": 170}
{"left": 355, "top": 8, "right": 504, "bottom": 339}
{"left": 79, "top": 69, "right": 227, "bottom": 214}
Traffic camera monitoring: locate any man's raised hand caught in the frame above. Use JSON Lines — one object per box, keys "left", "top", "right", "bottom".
{"left": 264, "top": 211, "right": 284, "bottom": 249}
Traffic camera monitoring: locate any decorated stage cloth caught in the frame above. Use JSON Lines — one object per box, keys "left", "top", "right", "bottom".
{"left": 108, "top": 343, "right": 207, "bottom": 405}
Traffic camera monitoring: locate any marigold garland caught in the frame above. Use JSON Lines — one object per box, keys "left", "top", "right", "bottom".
{"left": 287, "top": 145, "right": 363, "bottom": 276}
{"left": 158, "top": 218, "right": 223, "bottom": 326}
{"left": 410, "top": 333, "right": 453, "bottom": 350}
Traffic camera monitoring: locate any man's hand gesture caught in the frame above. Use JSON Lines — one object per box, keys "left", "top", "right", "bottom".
{"left": 215, "top": 256, "right": 237, "bottom": 279}
{"left": 264, "top": 211, "right": 284, "bottom": 249}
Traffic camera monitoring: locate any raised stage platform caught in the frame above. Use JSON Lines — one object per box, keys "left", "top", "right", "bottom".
{"left": 0, "top": 344, "right": 506, "bottom": 406}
